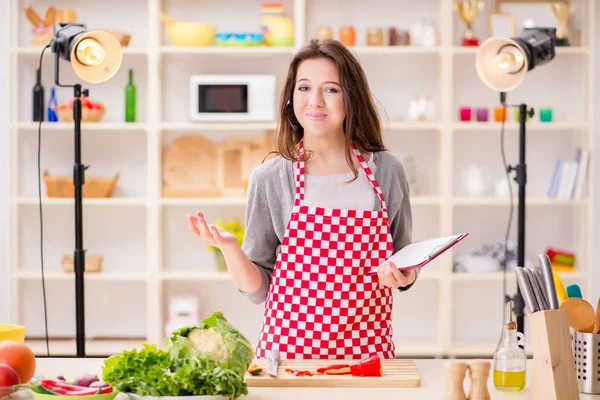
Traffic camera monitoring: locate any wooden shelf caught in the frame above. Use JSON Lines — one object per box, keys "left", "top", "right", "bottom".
{"left": 160, "top": 270, "right": 442, "bottom": 282}
{"left": 161, "top": 122, "right": 277, "bottom": 132}
{"left": 451, "top": 271, "right": 585, "bottom": 282}
{"left": 452, "top": 122, "right": 588, "bottom": 131}
{"left": 452, "top": 197, "right": 589, "bottom": 206}
{"left": 15, "top": 271, "right": 148, "bottom": 281}
{"left": 14, "top": 122, "right": 147, "bottom": 131}
{"left": 160, "top": 121, "right": 440, "bottom": 132}
{"left": 349, "top": 46, "right": 440, "bottom": 55}
{"left": 25, "top": 338, "right": 146, "bottom": 357}
{"left": 17, "top": 198, "right": 147, "bottom": 206}
{"left": 160, "top": 46, "right": 295, "bottom": 55}
{"left": 161, "top": 196, "right": 441, "bottom": 207}
{"left": 14, "top": 47, "right": 148, "bottom": 56}
{"left": 451, "top": 46, "right": 590, "bottom": 55}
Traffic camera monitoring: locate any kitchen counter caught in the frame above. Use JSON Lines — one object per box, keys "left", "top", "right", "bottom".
{"left": 17, "top": 358, "right": 598, "bottom": 399}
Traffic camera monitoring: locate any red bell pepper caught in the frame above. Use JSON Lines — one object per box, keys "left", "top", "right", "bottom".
{"left": 349, "top": 355, "right": 382, "bottom": 377}
{"left": 39, "top": 379, "right": 113, "bottom": 396}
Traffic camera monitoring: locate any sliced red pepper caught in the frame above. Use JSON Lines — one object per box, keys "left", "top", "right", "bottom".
{"left": 39, "top": 379, "right": 111, "bottom": 396}
{"left": 316, "top": 364, "right": 350, "bottom": 374}
{"left": 349, "top": 355, "right": 383, "bottom": 377}
{"left": 293, "top": 370, "right": 313, "bottom": 376}
{"left": 284, "top": 368, "right": 314, "bottom": 376}
{"left": 324, "top": 367, "right": 351, "bottom": 375}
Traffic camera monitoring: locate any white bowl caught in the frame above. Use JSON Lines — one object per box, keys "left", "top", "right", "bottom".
{"left": 459, "top": 255, "right": 501, "bottom": 274}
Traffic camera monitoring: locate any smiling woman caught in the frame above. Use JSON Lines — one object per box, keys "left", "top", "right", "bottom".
{"left": 187, "top": 39, "right": 417, "bottom": 361}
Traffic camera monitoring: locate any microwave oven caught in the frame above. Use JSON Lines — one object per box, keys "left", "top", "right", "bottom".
{"left": 189, "top": 74, "right": 276, "bottom": 122}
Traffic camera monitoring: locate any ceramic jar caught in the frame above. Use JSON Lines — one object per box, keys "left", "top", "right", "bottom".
{"left": 367, "top": 27, "right": 384, "bottom": 46}
{"left": 316, "top": 26, "right": 333, "bottom": 40}
{"left": 339, "top": 26, "right": 355, "bottom": 46}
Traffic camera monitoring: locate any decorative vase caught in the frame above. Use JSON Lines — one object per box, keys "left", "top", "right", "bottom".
{"left": 215, "top": 250, "right": 228, "bottom": 272}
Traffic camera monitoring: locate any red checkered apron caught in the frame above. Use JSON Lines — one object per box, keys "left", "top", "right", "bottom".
{"left": 255, "top": 140, "right": 395, "bottom": 359}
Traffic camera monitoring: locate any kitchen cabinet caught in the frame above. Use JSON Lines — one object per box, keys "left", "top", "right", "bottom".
{"left": 4, "top": 0, "right": 596, "bottom": 357}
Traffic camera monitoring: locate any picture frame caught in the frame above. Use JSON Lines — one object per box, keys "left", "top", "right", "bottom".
{"left": 488, "top": 12, "right": 516, "bottom": 38}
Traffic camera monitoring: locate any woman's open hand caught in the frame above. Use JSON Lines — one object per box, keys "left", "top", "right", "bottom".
{"left": 187, "top": 211, "right": 240, "bottom": 251}
{"left": 376, "top": 261, "right": 417, "bottom": 289}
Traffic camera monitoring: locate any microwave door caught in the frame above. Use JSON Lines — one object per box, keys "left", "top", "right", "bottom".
{"left": 198, "top": 84, "right": 249, "bottom": 115}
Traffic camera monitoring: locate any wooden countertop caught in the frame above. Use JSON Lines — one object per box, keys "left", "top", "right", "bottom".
{"left": 16, "top": 358, "right": 598, "bottom": 399}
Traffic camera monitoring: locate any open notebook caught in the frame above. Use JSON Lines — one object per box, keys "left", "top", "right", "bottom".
{"left": 367, "top": 233, "right": 468, "bottom": 275}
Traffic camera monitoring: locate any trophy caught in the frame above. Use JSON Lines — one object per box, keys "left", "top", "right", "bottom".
{"left": 551, "top": 2, "right": 575, "bottom": 46}
{"left": 454, "top": 0, "right": 484, "bottom": 46}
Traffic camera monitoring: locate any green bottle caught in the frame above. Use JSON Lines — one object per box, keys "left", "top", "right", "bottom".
{"left": 125, "top": 68, "right": 136, "bottom": 122}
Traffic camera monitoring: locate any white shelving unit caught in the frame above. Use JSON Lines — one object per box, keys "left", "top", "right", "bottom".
{"left": 5, "top": 0, "right": 595, "bottom": 358}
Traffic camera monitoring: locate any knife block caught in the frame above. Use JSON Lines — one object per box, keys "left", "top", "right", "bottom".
{"left": 528, "top": 309, "right": 579, "bottom": 400}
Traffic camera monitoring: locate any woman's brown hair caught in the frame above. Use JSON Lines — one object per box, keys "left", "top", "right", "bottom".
{"left": 272, "top": 38, "right": 387, "bottom": 181}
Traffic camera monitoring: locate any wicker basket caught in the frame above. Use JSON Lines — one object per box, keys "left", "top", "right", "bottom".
{"left": 61, "top": 255, "right": 103, "bottom": 273}
{"left": 57, "top": 105, "right": 105, "bottom": 123}
{"left": 44, "top": 170, "right": 119, "bottom": 198}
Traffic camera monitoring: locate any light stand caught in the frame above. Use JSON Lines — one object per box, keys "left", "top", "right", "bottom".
{"left": 48, "top": 23, "right": 122, "bottom": 357}
{"left": 500, "top": 92, "right": 534, "bottom": 335}
{"left": 53, "top": 57, "right": 89, "bottom": 358}
{"left": 475, "top": 27, "right": 556, "bottom": 335}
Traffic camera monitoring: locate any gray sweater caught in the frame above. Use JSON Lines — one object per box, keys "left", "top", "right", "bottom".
{"left": 240, "top": 150, "right": 415, "bottom": 304}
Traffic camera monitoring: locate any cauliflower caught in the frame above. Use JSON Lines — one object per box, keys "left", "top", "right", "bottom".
{"left": 188, "top": 327, "right": 229, "bottom": 363}
{"left": 167, "top": 311, "right": 254, "bottom": 375}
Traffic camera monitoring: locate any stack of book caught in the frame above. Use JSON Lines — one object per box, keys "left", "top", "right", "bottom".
{"left": 547, "top": 147, "right": 589, "bottom": 199}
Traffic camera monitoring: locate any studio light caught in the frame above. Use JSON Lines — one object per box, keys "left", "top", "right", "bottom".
{"left": 40, "top": 23, "right": 122, "bottom": 357}
{"left": 50, "top": 23, "right": 122, "bottom": 83}
{"left": 475, "top": 28, "right": 557, "bottom": 336}
{"left": 476, "top": 28, "right": 556, "bottom": 91}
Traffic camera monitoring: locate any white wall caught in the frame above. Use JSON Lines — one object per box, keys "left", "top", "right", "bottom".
{"left": 0, "top": 0, "right": 9, "bottom": 323}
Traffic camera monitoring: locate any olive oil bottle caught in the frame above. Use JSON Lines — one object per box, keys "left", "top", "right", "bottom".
{"left": 493, "top": 302, "right": 526, "bottom": 391}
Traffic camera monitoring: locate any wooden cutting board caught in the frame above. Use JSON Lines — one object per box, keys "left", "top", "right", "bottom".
{"left": 245, "top": 359, "right": 420, "bottom": 387}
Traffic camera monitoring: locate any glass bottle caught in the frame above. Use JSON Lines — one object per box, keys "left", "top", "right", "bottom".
{"left": 48, "top": 87, "right": 58, "bottom": 122}
{"left": 493, "top": 302, "right": 526, "bottom": 391}
{"left": 125, "top": 68, "right": 136, "bottom": 122}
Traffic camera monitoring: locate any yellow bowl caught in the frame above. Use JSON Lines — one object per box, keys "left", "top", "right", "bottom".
{"left": 165, "top": 22, "right": 216, "bottom": 47}
{"left": 0, "top": 324, "right": 25, "bottom": 343}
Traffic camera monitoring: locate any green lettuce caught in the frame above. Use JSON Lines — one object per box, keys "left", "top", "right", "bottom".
{"left": 101, "top": 312, "right": 253, "bottom": 399}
